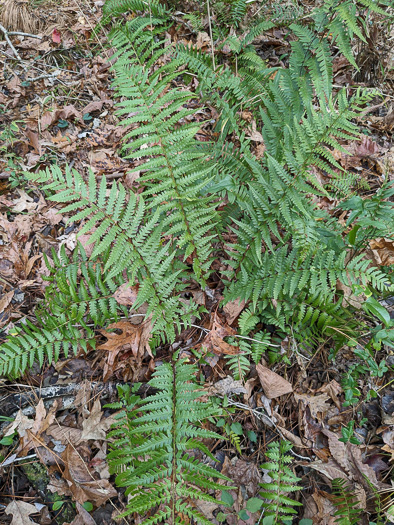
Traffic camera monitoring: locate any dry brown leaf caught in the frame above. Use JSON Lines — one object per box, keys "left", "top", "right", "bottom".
{"left": 277, "top": 426, "right": 305, "bottom": 449}
{"left": 223, "top": 298, "right": 246, "bottom": 325}
{"left": 199, "top": 313, "right": 239, "bottom": 355}
{"left": 41, "top": 105, "right": 83, "bottom": 130}
{"left": 113, "top": 282, "right": 139, "bottom": 306}
{"left": 5, "top": 500, "right": 39, "bottom": 525}
{"left": 0, "top": 290, "right": 14, "bottom": 314}
{"left": 196, "top": 31, "right": 211, "bottom": 49}
{"left": 369, "top": 238, "right": 394, "bottom": 266}
{"left": 62, "top": 445, "right": 117, "bottom": 506}
{"left": 46, "top": 424, "right": 83, "bottom": 446}
{"left": 302, "top": 490, "right": 337, "bottom": 525}
{"left": 66, "top": 502, "right": 98, "bottom": 525}
{"left": 81, "top": 399, "right": 115, "bottom": 441}
{"left": 98, "top": 319, "right": 153, "bottom": 380}
{"left": 294, "top": 392, "right": 331, "bottom": 421}
{"left": 256, "top": 364, "right": 293, "bottom": 399}
{"left": 317, "top": 380, "right": 343, "bottom": 409}
{"left": 336, "top": 280, "right": 365, "bottom": 309}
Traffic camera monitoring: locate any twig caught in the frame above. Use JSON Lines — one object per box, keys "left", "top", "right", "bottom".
{"left": 8, "top": 31, "right": 42, "bottom": 39}
{"left": 25, "top": 71, "right": 61, "bottom": 82}
{"left": 0, "top": 23, "right": 21, "bottom": 60}
{"left": 225, "top": 397, "right": 311, "bottom": 461}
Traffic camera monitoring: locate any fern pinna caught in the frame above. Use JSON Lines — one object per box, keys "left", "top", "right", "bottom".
{"left": 107, "top": 359, "right": 233, "bottom": 524}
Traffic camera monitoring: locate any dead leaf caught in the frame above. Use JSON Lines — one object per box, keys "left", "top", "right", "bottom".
{"left": 5, "top": 500, "right": 39, "bottom": 525}
{"left": 81, "top": 399, "right": 115, "bottom": 441}
{"left": 62, "top": 445, "right": 117, "bottom": 506}
{"left": 336, "top": 280, "right": 365, "bottom": 309}
{"left": 256, "top": 364, "right": 293, "bottom": 399}
{"left": 98, "top": 319, "right": 153, "bottom": 380}
{"left": 41, "top": 105, "right": 83, "bottom": 130}
{"left": 317, "top": 380, "right": 343, "bottom": 410}
{"left": 294, "top": 392, "right": 331, "bottom": 421}
{"left": 302, "top": 490, "right": 337, "bottom": 525}
{"left": 0, "top": 290, "right": 14, "bottom": 314}
{"left": 369, "top": 238, "right": 394, "bottom": 266}
{"left": 113, "top": 283, "right": 139, "bottom": 306}
{"left": 209, "top": 376, "right": 247, "bottom": 396}
{"left": 223, "top": 298, "right": 246, "bottom": 325}
{"left": 52, "top": 28, "right": 62, "bottom": 43}
{"left": 199, "top": 313, "right": 239, "bottom": 355}
{"left": 196, "top": 31, "right": 211, "bottom": 49}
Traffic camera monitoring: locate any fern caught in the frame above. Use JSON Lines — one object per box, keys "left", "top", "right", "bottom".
{"left": 331, "top": 478, "right": 363, "bottom": 524}
{"left": 107, "top": 359, "right": 234, "bottom": 523}
{"left": 259, "top": 440, "right": 303, "bottom": 523}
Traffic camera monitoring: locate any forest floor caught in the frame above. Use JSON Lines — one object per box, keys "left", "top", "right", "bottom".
{"left": 0, "top": 0, "right": 394, "bottom": 524}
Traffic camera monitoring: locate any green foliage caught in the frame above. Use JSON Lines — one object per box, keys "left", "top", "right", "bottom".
{"left": 331, "top": 478, "right": 363, "bottom": 524}
{"left": 107, "top": 359, "right": 234, "bottom": 523}
{"left": 259, "top": 440, "right": 303, "bottom": 523}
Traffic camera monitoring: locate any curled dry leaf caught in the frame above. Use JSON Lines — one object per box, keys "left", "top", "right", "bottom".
{"left": 256, "top": 363, "right": 293, "bottom": 399}
{"left": 0, "top": 290, "right": 14, "bottom": 314}
{"left": 294, "top": 392, "right": 331, "bottom": 421}
{"left": 199, "top": 313, "right": 239, "bottom": 355}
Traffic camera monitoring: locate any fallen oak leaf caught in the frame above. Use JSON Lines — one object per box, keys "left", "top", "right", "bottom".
{"left": 98, "top": 319, "right": 153, "bottom": 380}
{"left": 5, "top": 500, "right": 39, "bottom": 525}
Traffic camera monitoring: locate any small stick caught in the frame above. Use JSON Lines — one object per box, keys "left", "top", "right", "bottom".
{"left": 0, "top": 23, "right": 21, "bottom": 60}
{"left": 8, "top": 31, "right": 42, "bottom": 39}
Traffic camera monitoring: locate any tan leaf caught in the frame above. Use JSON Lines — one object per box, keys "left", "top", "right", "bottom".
{"left": 317, "top": 380, "right": 343, "bottom": 409}
{"left": 199, "top": 313, "right": 239, "bottom": 355}
{"left": 5, "top": 500, "right": 39, "bottom": 525}
{"left": 46, "top": 424, "right": 83, "bottom": 446}
{"left": 302, "top": 489, "right": 338, "bottom": 525}
{"left": 0, "top": 290, "right": 14, "bottom": 314}
{"left": 223, "top": 298, "right": 246, "bottom": 325}
{"left": 113, "top": 283, "right": 139, "bottom": 306}
{"left": 81, "top": 399, "right": 115, "bottom": 441}
{"left": 369, "top": 238, "right": 394, "bottom": 266}
{"left": 294, "top": 392, "right": 331, "bottom": 420}
{"left": 256, "top": 364, "right": 292, "bottom": 399}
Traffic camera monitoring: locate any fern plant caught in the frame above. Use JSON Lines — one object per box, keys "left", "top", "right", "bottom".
{"left": 107, "top": 359, "right": 234, "bottom": 523}
{"left": 259, "top": 440, "right": 302, "bottom": 523}
{"left": 331, "top": 478, "right": 363, "bottom": 524}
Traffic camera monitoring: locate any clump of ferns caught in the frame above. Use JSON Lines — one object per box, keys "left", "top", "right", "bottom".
{"left": 106, "top": 358, "right": 235, "bottom": 524}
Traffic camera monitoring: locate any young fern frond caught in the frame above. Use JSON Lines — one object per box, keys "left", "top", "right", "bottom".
{"left": 107, "top": 360, "right": 234, "bottom": 523}
{"left": 259, "top": 440, "right": 302, "bottom": 523}
{"left": 331, "top": 478, "right": 363, "bottom": 524}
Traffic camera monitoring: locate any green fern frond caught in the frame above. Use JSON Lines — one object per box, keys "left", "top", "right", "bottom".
{"left": 107, "top": 360, "right": 234, "bottom": 523}
{"left": 331, "top": 478, "right": 363, "bottom": 524}
{"left": 259, "top": 440, "right": 302, "bottom": 523}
